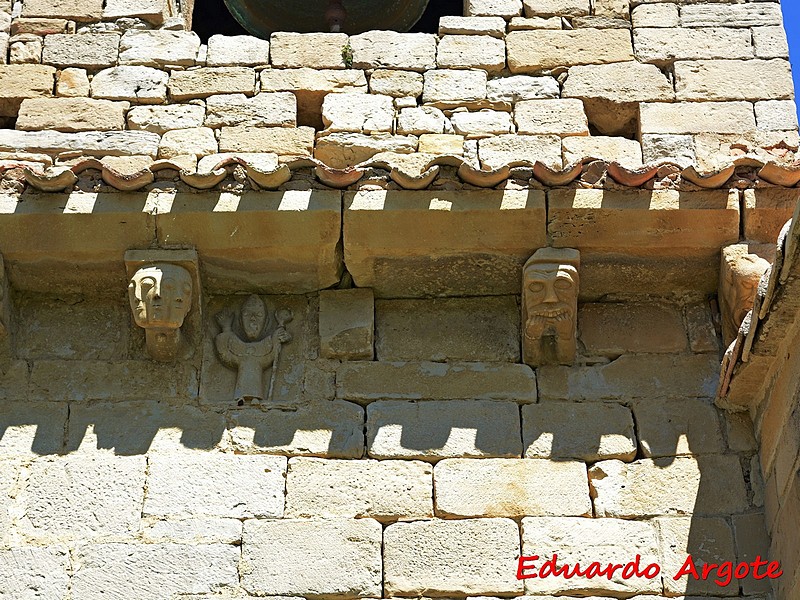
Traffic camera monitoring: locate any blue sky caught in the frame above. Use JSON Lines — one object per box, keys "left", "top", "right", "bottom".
{"left": 784, "top": 2, "right": 800, "bottom": 117}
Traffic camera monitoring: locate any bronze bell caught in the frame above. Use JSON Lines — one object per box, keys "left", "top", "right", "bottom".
{"left": 223, "top": 0, "right": 431, "bottom": 38}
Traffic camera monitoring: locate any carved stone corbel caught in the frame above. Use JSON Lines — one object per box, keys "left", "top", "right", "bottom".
{"left": 125, "top": 249, "right": 201, "bottom": 362}
{"left": 522, "top": 247, "right": 580, "bottom": 367}
{"left": 719, "top": 243, "right": 772, "bottom": 347}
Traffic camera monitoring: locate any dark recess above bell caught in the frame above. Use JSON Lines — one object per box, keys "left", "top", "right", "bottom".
{"left": 223, "top": 0, "right": 432, "bottom": 38}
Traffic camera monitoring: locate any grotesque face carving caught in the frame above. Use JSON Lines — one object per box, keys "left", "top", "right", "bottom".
{"left": 524, "top": 266, "right": 578, "bottom": 331}
{"left": 720, "top": 245, "right": 771, "bottom": 346}
{"left": 240, "top": 294, "right": 267, "bottom": 341}
{"left": 129, "top": 264, "right": 193, "bottom": 330}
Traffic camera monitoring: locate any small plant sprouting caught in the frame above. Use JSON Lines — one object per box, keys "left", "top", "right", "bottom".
{"left": 341, "top": 43, "right": 354, "bottom": 69}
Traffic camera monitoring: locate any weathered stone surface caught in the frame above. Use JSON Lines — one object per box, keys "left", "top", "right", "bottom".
{"left": 315, "top": 132, "right": 417, "bottom": 168}
{"left": 451, "top": 110, "right": 513, "bottom": 136}
{"left": 514, "top": 99, "right": 588, "bottom": 136}
{"left": 590, "top": 455, "right": 749, "bottom": 517}
{"left": 144, "top": 453, "right": 286, "bottom": 519}
{"left": 128, "top": 103, "right": 205, "bottom": 134}
{"left": 641, "top": 133, "right": 696, "bottom": 167}
{"left": 397, "top": 106, "right": 447, "bottom": 135}
{"left": 385, "top": 518, "right": 523, "bottom": 596}
{"left": 205, "top": 92, "right": 296, "bottom": 128}
{"left": 367, "top": 400, "right": 522, "bottom": 460}
{"left": 321, "top": 92, "right": 394, "bottom": 133}
{"left": 694, "top": 130, "right": 800, "bottom": 172}
{"left": 339, "top": 361, "right": 535, "bottom": 402}
{"left": 72, "top": 543, "right": 239, "bottom": 600}
{"left": 634, "top": 27, "right": 752, "bottom": 64}
{"left": 437, "top": 35, "right": 506, "bottom": 72}
{"left": 0, "top": 546, "right": 70, "bottom": 599}
{"left": 19, "top": 454, "right": 145, "bottom": 541}
{"left": 563, "top": 61, "right": 674, "bottom": 103}
{"left": 142, "top": 517, "right": 242, "bottom": 544}
{"left": 755, "top": 99, "right": 799, "bottom": 131}
{"left": 684, "top": 303, "right": 717, "bottom": 355}
{"left": 465, "top": 0, "right": 522, "bottom": 17}
{"left": 434, "top": 458, "right": 591, "bottom": 517}
{"left": 219, "top": 126, "right": 315, "bottom": 156}
{"left": 369, "top": 69, "right": 424, "bottom": 97}
{"left": 0, "top": 64, "right": 55, "bottom": 116}
{"left": 119, "top": 30, "right": 200, "bottom": 67}
{"left": 733, "top": 513, "right": 773, "bottom": 595}
{"left": 487, "top": 75, "right": 559, "bottom": 102}
{"left": 103, "top": 0, "right": 171, "bottom": 23}
{"left": 206, "top": 34, "right": 270, "bottom": 66}
{"left": 17, "top": 97, "right": 128, "bottom": 132}
{"left": 375, "top": 297, "right": 519, "bottom": 362}
{"left": 90, "top": 66, "right": 168, "bottom": 104}
{"left": 439, "top": 15, "right": 506, "bottom": 37}
{"left": 169, "top": 67, "right": 255, "bottom": 100}
{"left": 753, "top": 25, "right": 790, "bottom": 59}
{"left": 285, "top": 457, "right": 432, "bottom": 520}
{"left": 523, "top": 0, "right": 588, "bottom": 17}
{"left": 578, "top": 302, "right": 687, "bottom": 355}
{"left": 675, "top": 59, "right": 794, "bottom": 102}
{"left": 423, "top": 69, "right": 487, "bottom": 104}
{"left": 681, "top": 3, "right": 782, "bottom": 28}
{"left": 418, "top": 133, "right": 464, "bottom": 154}
{"left": 538, "top": 354, "right": 720, "bottom": 401}
{"left": 743, "top": 188, "right": 799, "bottom": 244}
{"left": 562, "top": 136, "right": 643, "bottom": 166}
{"left": 21, "top": 0, "right": 101, "bottom": 19}
{"left": 350, "top": 31, "right": 436, "bottom": 71}
{"left": 479, "top": 134, "right": 562, "bottom": 168}
{"left": 639, "top": 101, "right": 756, "bottom": 134}
{"left": 42, "top": 33, "right": 118, "bottom": 69}
{"left": 242, "top": 518, "right": 382, "bottom": 597}
{"left": 319, "top": 288, "right": 374, "bottom": 360}
{"left": 56, "top": 67, "right": 90, "bottom": 97}
{"left": 10, "top": 34, "right": 43, "bottom": 64}
{"left": 507, "top": 29, "right": 633, "bottom": 72}
{"left": 522, "top": 402, "right": 636, "bottom": 461}
{"left": 632, "top": 3, "right": 679, "bottom": 28}
{"left": 158, "top": 127, "right": 217, "bottom": 158}
{"left": 521, "top": 517, "right": 661, "bottom": 596}
{"left": 0, "top": 402, "right": 67, "bottom": 456}
{"left": 633, "top": 399, "right": 725, "bottom": 458}
{"left": 270, "top": 32, "right": 347, "bottom": 69}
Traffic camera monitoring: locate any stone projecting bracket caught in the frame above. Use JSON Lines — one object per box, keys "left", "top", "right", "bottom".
{"left": 124, "top": 249, "right": 201, "bottom": 362}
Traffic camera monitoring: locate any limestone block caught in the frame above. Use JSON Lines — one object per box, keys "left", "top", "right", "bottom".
{"left": 514, "top": 99, "right": 588, "bottom": 136}
{"left": 451, "top": 110, "right": 513, "bottom": 136}
{"left": 340, "top": 361, "right": 536, "bottom": 403}
{"left": 128, "top": 104, "right": 205, "bottom": 134}
{"left": 206, "top": 34, "right": 270, "bottom": 66}
{"left": 205, "top": 92, "right": 296, "bottom": 128}
{"left": 119, "top": 30, "right": 201, "bottom": 67}
{"left": 20, "top": 454, "right": 145, "bottom": 541}
{"left": 366, "top": 399, "right": 523, "bottom": 460}
{"left": 142, "top": 517, "right": 242, "bottom": 545}
{"left": 631, "top": 3, "right": 679, "bottom": 28}
{"left": 72, "top": 543, "right": 239, "bottom": 600}
{"left": 578, "top": 302, "right": 687, "bottom": 355}
{"left": 658, "top": 517, "right": 738, "bottom": 596}
{"left": 434, "top": 458, "right": 591, "bottom": 517}
{"left": 321, "top": 92, "right": 394, "bottom": 133}
{"left": 227, "top": 401, "right": 364, "bottom": 458}
{"left": 219, "top": 126, "right": 314, "bottom": 157}
{"left": 350, "top": 31, "right": 436, "bottom": 71}
{"left": 562, "top": 62, "right": 674, "bottom": 104}
{"left": 465, "top": 0, "right": 522, "bottom": 17}
{"left": 439, "top": 15, "right": 506, "bottom": 37}
{"left": 344, "top": 189, "right": 547, "bottom": 296}
{"left": 397, "top": 106, "right": 447, "bottom": 135}
{"left": 41, "top": 33, "right": 118, "bottom": 70}
{"left": 743, "top": 188, "right": 799, "bottom": 244}
{"left": 159, "top": 127, "right": 217, "bottom": 159}
{"left": 241, "top": 518, "right": 382, "bottom": 597}
{"left": 436, "top": 35, "right": 506, "bottom": 72}
{"left": 319, "top": 288, "right": 374, "bottom": 360}
{"left": 639, "top": 101, "right": 755, "bottom": 135}
{"left": 538, "top": 354, "right": 720, "bottom": 401}
{"left": 0, "top": 64, "right": 55, "bottom": 116}
{"left": 724, "top": 412, "right": 758, "bottom": 453}
{"left": 0, "top": 547, "right": 70, "bottom": 599}
{"left": 522, "top": 402, "right": 637, "bottom": 461}
{"left": 144, "top": 453, "right": 286, "bottom": 519}
{"left": 9, "top": 33, "right": 42, "bottom": 64}
{"left": 487, "top": 75, "right": 559, "bottom": 102}
{"left": 681, "top": 3, "right": 782, "bottom": 28}
{"left": 22, "top": 0, "right": 102, "bottom": 20}
{"left": 10, "top": 17, "right": 70, "bottom": 35}
{"left": 641, "top": 133, "right": 696, "bottom": 167}
{"left": 508, "top": 16, "right": 561, "bottom": 29}
{"left": 169, "top": 67, "right": 256, "bottom": 100}
{"left": 0, "top": 33, "right": 6, "bottom": 65}
{"left": 418, "top": 133, "right": 464, "bottom": 154}
{"left": 633, "top": 399, "right": 725, "bottom": 458}
{"left": 422, "top": 69, "right": 487, "bottom": 104}
{"left": 755, "top": 99, "right": 799, "bottom": 132}
{"left": 694, "top": 130, "right": 800, "bottom": 172}
{"left": 594, "top": 0, "right": 628, "bottom": 19}
{"left": 684, "top": 302, "right": 718, "bottom": 354}
{"left": 563, "top": 136, "right": 643, "bottom": 166}
{"left": 56, "top": 67, "right": 90, "bottom": 97}
{"left": 375, "top": 297, "right": 519, "bottom": 362}
{"left": 16, "top": 97, "right": 127, "bottom": 133}
{"left": 478, "top": 134, "right": 562, "bottom": 168}
{"left": 523, "top": 0, "right": 589, "bottom": 17}
{"left": 0, "top": 402, "right": 67, "bottom": 456}
{"left": 314, "top": 132, "right": 417, "bottom": 168}
{"left": 634, "top": 27, "right": 752, "bottom": 64}
{"left": 285, "top": 457, "right": 432, "bottom": 520}
{"left": 384, "top": 518, "right": 523, "bottom": 596}
{"left": 270, "top": 32, "right": 347, "bottom": 69}
{"left": 507, "top": 29, "right": 633, "bottom": 72}
{"left": 103, "top": 0, "right": 172, "bottom": 23}
{"left": 675, "top": 59, "right": 794, "bottom": 102}
{"left": 590, "top": 455, "right": 749, "bottom": 517}
{"left": 521, "top": 517, "right": 661, "bottom": 596}
{"left": 369, "top": 69, "right": 424, "bottom": 97}
{"left": 90, "top": 66, "right": 168, "bottom": 104}
{"left": 753, "top": 26, "right": 790, "bottom": 59}
{"left": 733, "top": 513, "right": 773, "bottom": 595}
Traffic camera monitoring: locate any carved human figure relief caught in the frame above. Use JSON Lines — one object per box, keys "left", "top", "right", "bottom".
{"left": 215, "top": 295, "right": 292, "bottom": 404}
{"left": 720, "top": 244, "right": 772, "bottom": 347}
{"left": 128, "top": 263, "right": 193, "bottom": 362}
{"left": 522, "top": 248, "right": 580, "bottom": 367}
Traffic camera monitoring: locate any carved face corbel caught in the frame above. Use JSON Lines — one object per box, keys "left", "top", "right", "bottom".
{"left": 522, "top": 248, "right": 580, "bottom": 366}
{"left": 719, "top": 244, "right": 772, "bottom": 347}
